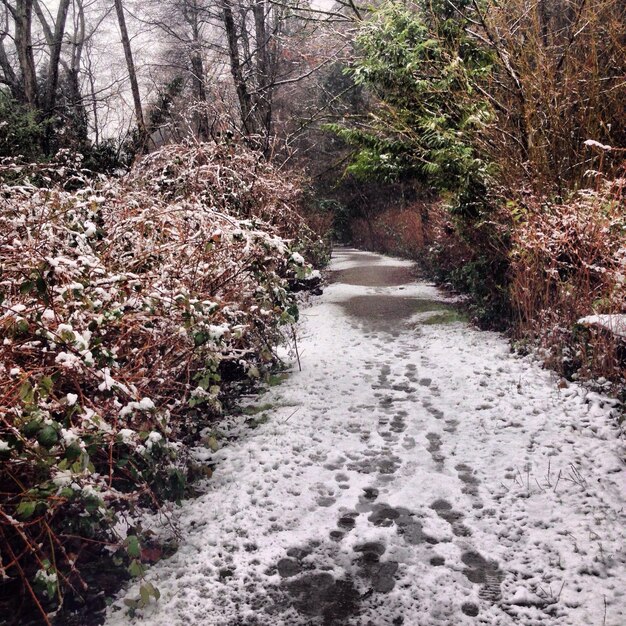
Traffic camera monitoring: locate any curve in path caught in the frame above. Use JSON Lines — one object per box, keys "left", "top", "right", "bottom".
{"left": 107, "top": 248, "right": 626, "bottom": 626}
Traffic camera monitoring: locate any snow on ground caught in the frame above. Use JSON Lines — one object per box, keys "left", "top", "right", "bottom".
{"left": 107, "top": 248, "right": 626, "bottom": 626}
{"left": 578, "top": 314, "right": 626, "bottom": 339}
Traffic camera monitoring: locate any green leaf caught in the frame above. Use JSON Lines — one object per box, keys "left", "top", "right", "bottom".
{"left": 84, "top": 495, "right": 102, "bottom": 513}
{"left": 126, "top": 535, "right": 141, "bottom": 559}
{"left": 65, "top": 442, "right": 82, "bottom": 462}
{"left": 139, "top": 585, "right": 151, "bottom": 606}
{"left": 23, "top": 418, "right": 42, "bottom": 437}
{"left": 16, "top": 500, "right": 37, "bottom": 519}
{"left": 35, "top": 276, "right": 47, "bottom": 296}
{"left": 128, "top": 559, "right": 145, "bottom": 578}
{"left": 20, "top": 279, "right": 34, "bottom": 295}
{"left": 59, "top": 487, "right": 74, "bottom": 499}
{"left": 19, "top": 381, "right": 34, "bottom": 404}
{"left": 151, "top": 583, "right": 161, "bottom": 600}
{"left": 139, "top": 582, "right": 160, "bottom": 606}
{"left": 39, "top": 376, "right": 53, "bottom": 398}
{"left": 193, "top": 332, "right": 208, "bottom": 347}
{"left": 37, "top": 425, "right": 58, "bottom": 449}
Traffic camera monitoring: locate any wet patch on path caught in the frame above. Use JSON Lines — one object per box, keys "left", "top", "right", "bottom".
{"left": 341, "top": 296, "right": 453, "bottom": 331}
{"left": 107, "top": 248, "right": 626, "bottom": 626}
{"left": 282, "top": 572, "right": 360, "bottom": 624}
{"left": 329, "top": 264, "right": 417, "bottom": 287}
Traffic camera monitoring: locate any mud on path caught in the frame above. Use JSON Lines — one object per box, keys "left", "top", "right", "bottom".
{"left": 107, "top": 248, "right": 626, "bottom": 626}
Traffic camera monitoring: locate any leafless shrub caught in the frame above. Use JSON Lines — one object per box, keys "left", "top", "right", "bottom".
{"left": 510, "top": 175, "right": 626, "bottom": 385}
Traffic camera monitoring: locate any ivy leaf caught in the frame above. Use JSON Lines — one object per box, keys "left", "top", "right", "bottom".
{"left": 127, "top": 535, "right": 141, "bottom": 559}
{"left": 23, "top": 419, "right": 42, "bottom": 437}
{"left": 59, "top": 487, "right": 74, "bottom": 499}
{"left": 65, "top": 442, "right": 82, "bottom": 462}
{"left": 37, "top": 425, "right": 58, "bottom": 449}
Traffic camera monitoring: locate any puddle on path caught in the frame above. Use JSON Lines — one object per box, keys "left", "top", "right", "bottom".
{"left": 334, "top": 250, "right": 384, "bottom": 265}
{"left": 330, "top": 264, "right": 416, "bottom": 287}
{"left": 341, "top": 295, "right": 452, "bottom": 330}
{"left": 332, "top": 248, "right": 462, "bottom": 330}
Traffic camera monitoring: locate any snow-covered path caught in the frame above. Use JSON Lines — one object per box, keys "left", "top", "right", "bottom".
{"left": 108, "top": 248, "right": 626, "bottom": 626}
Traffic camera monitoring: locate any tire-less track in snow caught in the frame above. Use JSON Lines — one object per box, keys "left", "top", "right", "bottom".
{"left": 108, "top": 248, "right": 626, "bottom": 626}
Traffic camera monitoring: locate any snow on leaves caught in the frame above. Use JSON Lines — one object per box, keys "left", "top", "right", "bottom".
{"left": 0, "top": 142, "right": 320, "bottom": 621}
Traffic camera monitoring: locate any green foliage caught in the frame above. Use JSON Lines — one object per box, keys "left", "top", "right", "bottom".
{"left": 82, "top": 139, "right": 132, "bottom": 175}
{"left": 0, "top": 92, "right": 47, "bottom": 160}
{"left": 148, "top": 77, "right": 185, "bottom": 132}
{"left": 331, "top": 1, "right": 493, "bottom": 217}
{"left": 0, "top": 91, "right": 129, "bottom": 175}
{"left": 315, "top": 198, "right": 351, "bottom": 242}
{"left": 320, "top": 62, "right": 365, "bottom": 114}
{"left": 446, "top": 255, "right": 511, "bottom": 328}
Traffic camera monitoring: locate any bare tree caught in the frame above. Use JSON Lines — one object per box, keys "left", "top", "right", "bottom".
{"left": 0, "top": 4, "right": 19, "bottom": 99}
{"left": 12, "top": 0, "right": 38, "bottom": 107}
{"left": 113, "top": 0, "right": 147, "bottom": 149}
{"left": 221, "top": 0, "right": 255, "bottom": 136}
{"left": 33, "top": 0, "right": 71, "bottom": 113}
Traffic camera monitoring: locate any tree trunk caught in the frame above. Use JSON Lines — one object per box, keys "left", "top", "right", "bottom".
{"left": 113, "top": 0, "right": 148, "bottom": 151}
{"left": 15, "top": 0, "right": 37, "bottom": 107}
{"left": 252, "top": 0, "right": 272, "bottom": 150}
{"left": 221, "top": 0, "right": 255, "bottom": 136}
{"left": 189, "top": 2, "right": 209, "bottom": 140}
{"left": 0, "top": 40, "right": 19, "bottom": 99}
{"left": 41, "top": 0, "right": 70, "bottom": 113}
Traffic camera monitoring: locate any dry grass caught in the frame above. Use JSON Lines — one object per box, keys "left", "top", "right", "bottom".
{"left": 510, "top": 176, "right": 626, "bottom": 385}
{"left": 477, "top": 0, "right": 626, "bottom": 191}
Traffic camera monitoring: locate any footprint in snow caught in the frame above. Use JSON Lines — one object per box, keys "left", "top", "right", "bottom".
{"left": 461, "top": 550, "right": 504, "bottom": 603}
{"left": 431, "top": 499, "right": 472, "bottom": 537}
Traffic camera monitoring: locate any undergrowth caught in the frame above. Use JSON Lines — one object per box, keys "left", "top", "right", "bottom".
{"left": 0, "top": 142, "right": 323, "bottom": 624}
{"left": 510, "top": 177, "right": 626, "bottom": 391}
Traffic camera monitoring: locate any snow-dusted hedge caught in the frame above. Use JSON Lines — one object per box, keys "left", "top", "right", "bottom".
{"left": 0, "top": 143, "right": 319, "bottom": 621}
{"left": 510, "top": 177, "right": 626, "bottom": 384}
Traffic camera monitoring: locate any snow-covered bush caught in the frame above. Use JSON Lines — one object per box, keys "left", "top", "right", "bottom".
{"left": 127, "top": 142, "right": 330, "bottom": 266}
{"left": 510, "top": 177, "right": 626, "bottom": 385}
{"left": 0, "top": 143, "right": 319, "bottom": 621}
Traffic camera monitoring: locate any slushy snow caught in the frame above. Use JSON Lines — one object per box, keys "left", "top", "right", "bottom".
{"left": 107, "top": 248, "right": 626, "bottom": 626}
